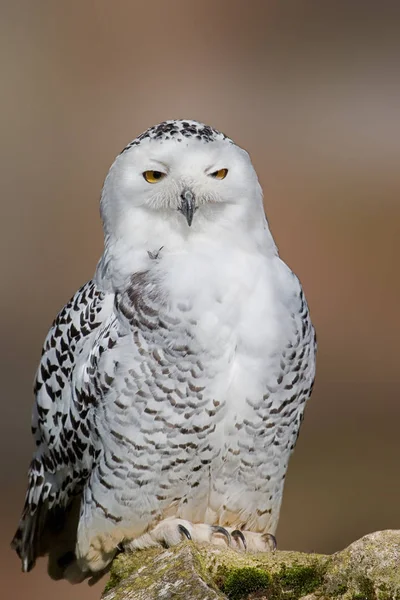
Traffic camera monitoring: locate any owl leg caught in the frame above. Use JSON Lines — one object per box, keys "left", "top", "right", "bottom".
{"left": 123, "top": 518, "right": 230, "bottom": 551}
{"left": 230, "top": 530, "right": 277, "bottom": 553}
{"left": 124, "top": 518, "right": 276, "bottom": 553}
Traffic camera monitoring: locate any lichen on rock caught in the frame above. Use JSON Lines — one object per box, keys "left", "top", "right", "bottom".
{"left": 324, "top": 530, "right": 400, "bottom": 600}
{"left": 101, "top": 530, "right": 400, "bottom": 600}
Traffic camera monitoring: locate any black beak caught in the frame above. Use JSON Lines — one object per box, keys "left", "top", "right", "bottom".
{"left": 178, "top": 189, "right": 196, "bottom": 226}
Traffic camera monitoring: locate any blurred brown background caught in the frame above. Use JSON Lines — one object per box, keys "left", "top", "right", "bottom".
{"left": 1, "top": 1, "right": 399, "bottom": 598}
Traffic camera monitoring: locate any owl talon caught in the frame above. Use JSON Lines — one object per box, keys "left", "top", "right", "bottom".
{"left": 178, "top": 524, "right": 192, "bottom": 541}
{"left": 231, "top": 529, "right": 247, "bottom": 551}
{"left": 262, "top": 533, "right": 277, "bottom": 551}
{"left": 210, "top": 525, "right": 231, "bottom": 546}
{"left": 111, "top": 520, "right": 277, "bottom": 560}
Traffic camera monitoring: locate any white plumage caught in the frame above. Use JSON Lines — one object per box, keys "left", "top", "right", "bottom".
{"left": 12, "top": 120, "right": 316, "bottom": 582}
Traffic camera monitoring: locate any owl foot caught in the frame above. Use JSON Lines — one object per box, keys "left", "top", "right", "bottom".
{"left": 124, "top": 518, "right": 276, "bottom": 554}
{"left": 123, "top": 518, "right": 229, "bottom": 551}
{"left": 229, "top": 530, "right": 277, "bottom": 553}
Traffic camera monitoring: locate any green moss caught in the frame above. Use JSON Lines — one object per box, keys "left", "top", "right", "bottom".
{"left": 103, "top": 558, "right": 131, "bottom": 593}
{"left": 103, "top": 574, "right": 118, "bottom": 594}
{"left": 223, "top": 566, "right": 272, "bottom": 599}
{"left": 103, "top": 548, "right": 162, "bottom": 594}
{"left": 351, "top": 576, "right": 377, "bottom": 600}
{"left": 275, "top": 562, "right": 324, "bottom": 598}
{"left": 375, "top": 583, "right": 400, "bottom": 600}
{"left": 219, "top": 561, "right": 325, "bottom": 600}
{"left": 102, "top": 532, "right": 400, "bottom": 599}
{"left": 331, "top": 582, "right": 348, "bottom": 596}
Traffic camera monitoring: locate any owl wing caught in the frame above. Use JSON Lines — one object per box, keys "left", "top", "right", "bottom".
{"left": 12, "top": 279, "right": 114, "bottom": 572}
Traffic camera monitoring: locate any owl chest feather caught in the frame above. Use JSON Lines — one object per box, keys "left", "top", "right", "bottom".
{"left": 99, "top": 247, "right": 311, "bottom": 528}
{"left": 94, "top": 241, "right": 313, "bottom": 524}
{"left": 118, "top": 246, "right": 302, "bottom": 434}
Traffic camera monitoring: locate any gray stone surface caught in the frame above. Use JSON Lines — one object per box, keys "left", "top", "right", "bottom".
{"left": 102, "top": 530, "right": 400, "bottom": 600}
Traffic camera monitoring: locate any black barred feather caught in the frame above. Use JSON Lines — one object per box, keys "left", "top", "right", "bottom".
{"left": 11, "top": 280, "right": 107, "bottom": 574}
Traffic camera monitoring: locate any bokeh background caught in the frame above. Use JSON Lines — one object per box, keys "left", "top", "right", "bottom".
{"left": 1, "top": 1, "right": 399, "bottom": 598}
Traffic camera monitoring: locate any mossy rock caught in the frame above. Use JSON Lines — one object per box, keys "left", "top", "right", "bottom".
{"left": 102, "top": 530, "right": 400, "bottom": 600}
{"left": 324, "top": 530, "right": 400, "bottom": 600}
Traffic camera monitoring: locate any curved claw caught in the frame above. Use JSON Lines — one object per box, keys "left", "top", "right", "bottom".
{"left": 116, "top": 543, "right": 125, "bottom": 554}
{"left": 231, "top": 529, "right": 247, "bottom": 551}
{"left": 210, "top": 525, "right": 231, "bottom": 547}
{"left": 178, "top": 524, "right": 192, "bottom": 541}
{"left": 262, "top": 533, "right": 277, "bottom": 551}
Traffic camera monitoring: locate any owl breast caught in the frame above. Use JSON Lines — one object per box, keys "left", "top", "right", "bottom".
{"left": 109, "top": 246, "right": 309, "bottom": 531}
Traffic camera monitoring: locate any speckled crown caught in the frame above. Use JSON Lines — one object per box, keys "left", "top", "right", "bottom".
{"left": 120, "top": 119, "right": 233, "bottom": 154}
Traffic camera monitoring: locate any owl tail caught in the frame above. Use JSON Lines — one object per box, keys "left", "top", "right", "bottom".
{"left": 11, "top": 457, "right": 84, "bottom": 581}
{"left": 11, "top": 458, "right": 50, "bottom": 572}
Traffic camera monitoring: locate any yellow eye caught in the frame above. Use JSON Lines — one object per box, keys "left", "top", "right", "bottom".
{"left": 210, "top": 168, "right": 228, "bottom": 180}
{"left": 143, "top": 170, "right": 166, "bottom": 183}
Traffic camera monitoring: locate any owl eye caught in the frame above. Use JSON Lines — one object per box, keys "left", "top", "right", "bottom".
{"left": 143, "top": 170, "right": 166, "bottom": 183}
{"left": 210, "top": 168, "right": 228, "bottom": 180}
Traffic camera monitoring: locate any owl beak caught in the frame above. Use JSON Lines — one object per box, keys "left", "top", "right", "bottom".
{"left": 178, "top": 189, "right": 196, "bottom": 227}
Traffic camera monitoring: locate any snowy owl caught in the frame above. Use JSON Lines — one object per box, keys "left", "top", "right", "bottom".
{"left": 12, "top": 120, "right": 316, "bottom": 583}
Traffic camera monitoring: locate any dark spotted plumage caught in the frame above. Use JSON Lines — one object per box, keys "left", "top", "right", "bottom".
{"left": 120, "top": 119, "right": 232, "bottom": 154}
{"left": 12, "top": 280, "right": 109, "bottom": 573}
